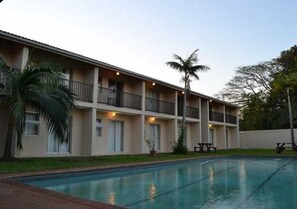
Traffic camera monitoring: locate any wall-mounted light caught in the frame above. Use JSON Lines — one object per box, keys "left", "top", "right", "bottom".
{"left": 152, "top": 82, "right": 155, "bottom": 86}
{"left": 209, "top": 100, "right": 212, "bottom": 103}
{"left": 112, "top": 112, "right": 116, "bottom": 117}
{"left": 116, "top": 72, "right": 120, "bottom": 76}
{"left": 182, "top": 91, "right": 185, "bottom": 94}
{"left": 150, "top": 117, "right": 155, "bottom": 122}
{"left": 209, "top": 124, "right": 212, "bottom": 128}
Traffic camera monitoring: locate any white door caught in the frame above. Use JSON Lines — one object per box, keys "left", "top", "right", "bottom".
{"left": 209, "top": 129, "right": 214, "bottom": 144}
{"left": 48, "top": 132, "right": 70, "bottom": 153}
{"left": 108, "top": 121, "right": 123, "bottom": 152}
{"left": 47, "top": 118, "right": 71, "bottom": 154}
{"left": 150, "top": 124, "right": 160, "bottom": 150}
{"left": 226, "top": 129, "right": 229, "bottom": 148}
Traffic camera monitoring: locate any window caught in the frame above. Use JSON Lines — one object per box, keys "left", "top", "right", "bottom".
{"left": 96, "top": 119, "right": 103, "bottom": 137}
{"left": 24, "top": 113, "right": 40, "bottom": 135}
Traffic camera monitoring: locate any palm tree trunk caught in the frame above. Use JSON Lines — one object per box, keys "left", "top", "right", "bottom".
{"left": 3, "top": 116, "right": 14, "bottom": 159}
{"left": 182, "top": 78, "right": 187, "bottom": 144}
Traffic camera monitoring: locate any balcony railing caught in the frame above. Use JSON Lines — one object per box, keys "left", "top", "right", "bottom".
{"left": 178, "top": 106, "right": 199, "bottom": 119}
{"left": 0, "top": 69, "right": 93, "bottom": 103}
{"left": 97, "top": 87, "right": 142, "bottom": 110}
{"left": 225, "top": 114, "right": 237, "bottom": 124}
{"left": 209, "top": 111, "right": 224, "bottom": 122}
{"left": 0, "top": 70, "right": 6, "bottom": 95}
{"left": 60, "top": 79, "right": 93, "bottom": 103}
{"left": 0, "top": 68, "right": 21, "bottom": 95}
{"left": 145, "top": 97, "right": 175, "bottom": 115}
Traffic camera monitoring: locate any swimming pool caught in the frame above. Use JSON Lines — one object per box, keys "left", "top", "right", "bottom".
{"left": 17, "top": 157, "right": 297, "bottom": 209}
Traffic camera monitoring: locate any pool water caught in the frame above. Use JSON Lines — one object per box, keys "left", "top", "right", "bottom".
{"left": 18, "top": 157, "right": 297, "bottom": 209}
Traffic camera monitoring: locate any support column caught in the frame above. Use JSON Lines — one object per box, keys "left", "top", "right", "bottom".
{"left": 14, "top": 46, "right": 29, "bottom": 71}
{"left": 93, "top": 67, "right": 99, "bottom": 104}
{"left": 81, "top": 108, "right": 97, "bottom": 155}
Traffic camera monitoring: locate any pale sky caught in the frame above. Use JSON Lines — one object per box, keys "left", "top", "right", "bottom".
{"left": 0, "top": 0, "right": 297, "bottom": 97}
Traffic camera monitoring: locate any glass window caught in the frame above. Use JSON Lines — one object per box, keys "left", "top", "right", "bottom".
{"left": 96, "top": 119, "right": 103, "bottom": 137}
{"left": 24, "top": 113, "right": 40, "bottom": 135}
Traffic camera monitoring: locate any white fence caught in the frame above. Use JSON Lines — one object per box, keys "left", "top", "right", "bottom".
{"left": 240, "top": 129, "right": 297, "bottom": 149}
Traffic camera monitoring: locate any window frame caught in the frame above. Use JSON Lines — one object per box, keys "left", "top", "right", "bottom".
{"left": 23, "top": 112, "right": 40, "bottom": 136}
{"left": 96, "top": 118, "right": 103, "bottom": 137}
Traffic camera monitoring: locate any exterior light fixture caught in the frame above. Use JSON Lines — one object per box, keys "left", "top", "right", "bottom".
{"left": 152, "top": 82, "right": 155, "bottom": 86}
{"left": 182, "top": 91, "right": 185, "bottom": 94}
{"left": 116, "top": 72, "right": 120, "bottom": 76}
{"left": 210, "top": 100, "right": 212, "bottom": 103}
{"left": 112, "top": 112, "right": 116, "bottom": 117}
{"left": 209, "top": 124, "right": 212, "bottom": 128}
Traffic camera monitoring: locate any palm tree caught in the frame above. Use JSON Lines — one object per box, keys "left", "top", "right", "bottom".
{"left": 166, "top": 49, "right": 209, "bottom": 146}
{"left": 0, "top": 57, "right": 74, "bottom": 159}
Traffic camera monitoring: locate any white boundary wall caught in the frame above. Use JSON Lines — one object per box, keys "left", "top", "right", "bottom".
{"left": 240, "top": 129, "right": 297, "bottom": 149}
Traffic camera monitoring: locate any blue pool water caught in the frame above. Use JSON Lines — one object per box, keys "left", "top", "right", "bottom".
{"left": 17, "top": 157, "right": 297, "bottom": 209}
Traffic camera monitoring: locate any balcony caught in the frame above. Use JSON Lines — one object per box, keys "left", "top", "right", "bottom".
{"left": 61, "top": 79, "right": 93, "bottom": 103}
{"left": 145, "top": 97, "right": 175, "bottom": 115}
{"left": 209, "top": 111, "right": 224, "bottom": 122}
{"left": 0, "top": 69, "right": 94, "bottom": 103}
{"left": 225, "top": 114, "right": 237, "bottom": 124}
{"left": 97, "top": 87, "right": 142, "bottom": 110}
{"left": 178, "top": 106, "right": 199, "bottom": 119}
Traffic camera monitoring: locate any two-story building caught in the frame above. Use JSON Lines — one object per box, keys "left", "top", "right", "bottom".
{"left": 0, "top": 30, "right": 239, "bottom": 158}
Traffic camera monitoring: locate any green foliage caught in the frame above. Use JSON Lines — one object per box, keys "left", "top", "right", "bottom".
{"left": 0, "top": 57, "right": 75, "bottom": 158}
{"left": 220, "top": 45, "right": 297, "bottom": 131}
{"left": 172, "top": 128, "right": 189, "bottom": 154}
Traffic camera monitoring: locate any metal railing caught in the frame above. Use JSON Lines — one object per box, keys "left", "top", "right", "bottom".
{"left": 0, "top": 68, "right": 21, "bottom": 95}
{"left": 209, "top": 111, "right": 224, "bottom": 122}
{"left": 145, "top": 97, "right": 175, "bottom": 115}
{"left": 60, "top": 79, "right": 93, "bottom": 103}
{"left": 97, "top": 87, "right": 142, "bottom": 110}
{"left": 225, "top": 114, "right": 237, "bottom": 124}
{"left": 0, "top": 70, "right": 6, "bottom": 95}
{"left": 178, "top": 106, "right": 199, "bottom": 119}
{"left": 0, "top": 69, "right": 93, "bottom": 103}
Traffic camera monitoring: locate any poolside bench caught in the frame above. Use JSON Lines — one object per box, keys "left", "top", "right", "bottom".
{"left": 276, "top": 142, "right": 297, "bottom": 154}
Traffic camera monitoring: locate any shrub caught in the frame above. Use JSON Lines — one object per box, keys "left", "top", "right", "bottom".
{"left": 172, "top": 128, "right": 189, "bottom": 154}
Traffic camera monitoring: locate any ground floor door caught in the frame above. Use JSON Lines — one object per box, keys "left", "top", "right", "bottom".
{"left": 150, "top": 124, "right": 160, "bottom": 150}
{"left": 48, "top": 133, "right": 70, "bottom": 153}
{"left": 209, "top": 129, "right": 214, "bottom": 144}
{"left": 226, "top": 129, "right": 229, "bottom": 148}
{"left": 108, "top": 121, "right": 123, "bottom": 152}
{"left": 47, "top": 118, "right": 71, "bottom": 153}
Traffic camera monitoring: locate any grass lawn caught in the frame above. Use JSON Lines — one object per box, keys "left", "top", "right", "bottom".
{"left": 0, "top": 149, "right": 296, "bottom": 174}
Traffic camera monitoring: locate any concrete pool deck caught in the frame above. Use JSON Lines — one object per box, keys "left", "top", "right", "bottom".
{"left": 0, "top": 178, "right": 125, "bottom": 209}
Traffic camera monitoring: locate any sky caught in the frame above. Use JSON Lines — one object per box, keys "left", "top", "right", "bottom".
{"left": 0, "top": 0, "right": 297, "bottom": 97}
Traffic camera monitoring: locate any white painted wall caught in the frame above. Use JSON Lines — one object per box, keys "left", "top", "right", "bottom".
{"left": 240, "top": 129, "right": 297, "bottom": 148}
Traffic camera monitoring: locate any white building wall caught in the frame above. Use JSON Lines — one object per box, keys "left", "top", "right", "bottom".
{"left": 240, "top": 129, "right": 297, "bottom": 148}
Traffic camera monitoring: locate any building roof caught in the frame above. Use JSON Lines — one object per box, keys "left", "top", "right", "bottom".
{"left": 0, "top": 30, "right": 237, "bottom": 108}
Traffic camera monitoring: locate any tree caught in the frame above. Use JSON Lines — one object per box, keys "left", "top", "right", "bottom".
{"left": 0, "top": 57, "right": 74, "bottom": 159}
{"left": 272, "top": 46, "right": 297, "bottom": 144}
{"left": 166, "top": 49, "right": 209, "bottom": 152}
{"left": 216, "top": 61, "right": 279, "bottom": 107}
